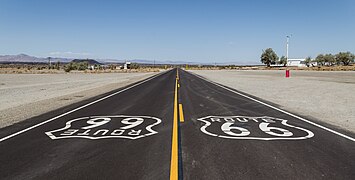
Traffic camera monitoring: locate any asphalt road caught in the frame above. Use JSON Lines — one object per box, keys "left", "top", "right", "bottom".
{"left": 0, "top": 68, "right": 354, "bottom": 180}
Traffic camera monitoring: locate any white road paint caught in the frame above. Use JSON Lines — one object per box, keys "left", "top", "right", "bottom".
{"left": 191, "top": 72, "right": 355, "bottom": 142}
{"left": 45, "top": 115, "right": 162, "bottom": 140}
{"left": 0, "top": 71, "right": 167, "bottom": 142}
{"left": 198, "top": 116, "right": 314, "bottom": 140}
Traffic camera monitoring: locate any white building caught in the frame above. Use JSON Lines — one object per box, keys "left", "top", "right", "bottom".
{"left": 287, "top": 59, "right": 305, "bottom": 67}
{"left": 123, "top": 62, "right": 131, "bottom": 69}
{"left": 286, "top": 58, "right": 317, "bottom": 67}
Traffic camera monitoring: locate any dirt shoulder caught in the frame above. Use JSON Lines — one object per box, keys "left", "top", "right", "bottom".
{"left": 190, "top": 69, "right": 355, "bottom": 133}
{"left": 0, "top": 72, "right": 159, "bottom": 128}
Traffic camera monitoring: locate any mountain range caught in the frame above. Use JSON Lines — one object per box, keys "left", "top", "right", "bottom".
{"left": 0, "top": 54, "right": 198, "bottom": 65}
{"left": 0, "top": 54, "right": 259, "bottom": 65}
{"left": 0, "top": 54, "right": 71, "bottom": 63}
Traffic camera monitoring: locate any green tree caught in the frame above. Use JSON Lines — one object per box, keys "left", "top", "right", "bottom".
{"left": 64, "top": 63, "right": 74, "bottom": 72}
{"left": 304, "top": 56, "right": 312, "bottom": 67}
{"left": 315, "top": 54, "right": 325, "bottom": 66}
{"left": 55, "top": 61, "right": 60, "bottom": 70}
{"left": 77, "top": 62, "right": 88, "bottom": 70}
{"left": 130, "top": 63, "right": 140, "bottom": 69}
{"left": 278, "top": 56, "right": 287, "bottom": 67}
{"left": 324, "top": 54, "right": 335, "bottom": 66}
{"left": 109, "top": 64, "right": 116, "bottom": 70}
{"left": 261, "top": 48, "right": 278, "bottom": 67}
{"left": 335, "top": 52, "right": 354, "bottom": 66}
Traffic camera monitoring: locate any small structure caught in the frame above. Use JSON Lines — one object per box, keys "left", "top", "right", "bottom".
{"left": 287, "top": 59, "right": 305, "bottom": 67}
{"left": 123, "top": 62, "right": 131, "bottom": 69}
{"left": 88, "top": 65, "right": 95, "bottom": 70}
{"left": 287, "top": 58, "right": 317, "bottom": 67}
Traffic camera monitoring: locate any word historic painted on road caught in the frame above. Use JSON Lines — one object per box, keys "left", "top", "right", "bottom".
{"left": 45, "top": 115, "right": 162, "bottom": 140}
{"left": 198, "top": 116, "right": 314, "bottom": 140}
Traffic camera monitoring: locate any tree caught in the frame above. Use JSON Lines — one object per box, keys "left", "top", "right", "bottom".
{"left": 77, "top": 62, "right": 88, "bottom": 70}
{"left": 278, "top": 56, "right": 287, "bottom": 67}
{"left": 324, "top": 54, "right": 335, "bottom": 66}
{"left": 261, "top": 48, "right": 278, "bottom": 67}
{"left": 55, "top": 61, "right": 60, "bottom": 70}
{"left": 335, "top": 52, "right": 355, "bottom": 66}
{"left": 315, "top": 54, "right": 325, "bottom": 66}
{"left": 130, "top": 63, "right": 140, "bottom": 69}
{"left": 304, "top": 56, "right": 312, "bottom": 67}
{"left": 64, "top": 63, "right": 74, "bottom": 72}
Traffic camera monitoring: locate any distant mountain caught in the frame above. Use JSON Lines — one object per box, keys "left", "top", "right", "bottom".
{"left": 0, "top": 54, "right": 41, "bottom": 62}
{"left": 0, "top": 54, "right": 204, "bottom": 65}
{"left": 0, "top": 54, "right": 72, "bottom": 63}
{"left": 98, "top": 59, "right": 195, "bottom": 65}
{"left": 0, "top": 53, "right": 259, "bottom": 65}
{"left": 72, "top": 59, "right": 102, "bottom": 65}
{"left": 129, "top": 59, "right": 197, "bottom": 65}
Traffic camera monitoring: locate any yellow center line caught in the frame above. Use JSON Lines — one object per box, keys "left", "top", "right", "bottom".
{"left": 169, "top": 70, "right": 179, "bottom": 180}
{"left": 179, "top": 104, "right": 184, "bottom": 123}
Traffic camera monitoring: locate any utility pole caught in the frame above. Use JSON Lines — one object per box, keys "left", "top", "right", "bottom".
{"left": 286, "top": 35, "right": 291, "bottom": 66}
{"left": 285, "top": 35, "right": 292, "bottom": 78}
{"left": 48, "top": 57, "right": 51, "bottom": 69}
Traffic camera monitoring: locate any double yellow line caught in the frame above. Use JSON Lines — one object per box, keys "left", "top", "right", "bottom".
{"left": 177, "top": 69, "right": 184, "bottom": 123}
{"left": 170, "top": 69, "right": 184, "bottom": 180}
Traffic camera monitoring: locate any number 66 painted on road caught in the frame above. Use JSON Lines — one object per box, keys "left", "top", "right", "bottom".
{"left": 222, "top": 122, "right": 293, "bottom": 137}
{"left": 198, "top": 116, "right": 314, "bottom": 140}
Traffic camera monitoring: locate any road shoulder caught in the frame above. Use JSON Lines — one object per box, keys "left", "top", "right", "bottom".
{"left": 0, "top": 73, "right": 158, "bottom": 128}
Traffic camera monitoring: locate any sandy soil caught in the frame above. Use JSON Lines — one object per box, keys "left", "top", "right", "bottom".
{"left": 190, "top": 70, "right": 355, "bottom": 133}
{"left": 0, "top": 72, "right": 158, "bottom": 128}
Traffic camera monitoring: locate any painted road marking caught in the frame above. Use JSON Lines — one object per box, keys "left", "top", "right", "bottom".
{"left": 45, "top": 115, "right": 161, "bottom": 140}
{"left": 170, "top": 74, "right": 179, "bottom": 180}
{"left": 0, "top": 71, "right": 168, "bottom": 143}
{"left": 190, "top": 72, "right": 355, "bottom": 142}
{"left": 179, "top": 104, "right": 184, "bottom": 123}
{"left": 198, "top": 116, "right": 314, "bottom": 140}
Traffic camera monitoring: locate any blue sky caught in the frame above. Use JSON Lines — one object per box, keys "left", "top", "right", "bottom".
{"left": 0, "top": 0, "right": 354, "bottom": 64}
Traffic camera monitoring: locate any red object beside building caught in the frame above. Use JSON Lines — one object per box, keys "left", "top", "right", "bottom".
{"left": 286, "top": 70, "right": 290, "bottom": 78}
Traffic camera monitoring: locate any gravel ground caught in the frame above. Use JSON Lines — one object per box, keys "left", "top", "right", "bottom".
{"left": 0, "top": 72, "right": 158, "bottom": 128}
{"left": 190, "top": 70, "right": 355, "bottom": 133}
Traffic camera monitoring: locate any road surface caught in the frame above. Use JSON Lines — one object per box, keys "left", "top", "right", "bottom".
{"left": 0, "top": 68, "right": 354, "bottom": 180}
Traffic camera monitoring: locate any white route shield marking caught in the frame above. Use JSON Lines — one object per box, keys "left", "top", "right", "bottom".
{"left": 45, "top": 115, "right": 162, "bottom": 140}
{"left": 198, "top": 116, "right": 314, "bottom": 140}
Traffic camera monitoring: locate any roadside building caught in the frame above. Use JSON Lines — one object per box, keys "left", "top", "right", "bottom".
{"left": 287, "top": 59, "right": 305, "bottom": 67}
{"left": 88, "top": 65, "right": 95, "bottom": 70}
{"left": 124, "top": 62, "right": 131, "bottom": 69}
{"left": 287, "top": 59, "right": 317, "bottom": 67}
